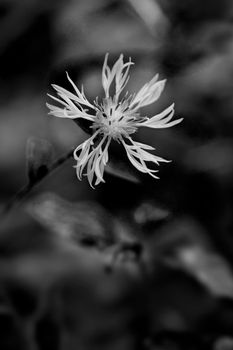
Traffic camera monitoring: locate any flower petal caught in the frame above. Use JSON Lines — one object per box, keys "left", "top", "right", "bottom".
{"left": 120, "top": 137, "right": 164, "bottom": 179}
{"left": 137, "top": 103, "right": 183, "bottom": 129}
{"left": 128, "top": 140, "right": 155, "bottom": 151}
{"left": 102, "top": 53, "right": 134, "bottom": 100}
{"left": 130, "top": 75, "right": 166, "bottom": 109}
{"left": 66, "top": 72, "right": 96, "bottom": 110}
{"left": 47, "top": 85, "right": 95, "bottom": 122}
{"left": 74, "top": 133, "right": 110, "bottom": 188}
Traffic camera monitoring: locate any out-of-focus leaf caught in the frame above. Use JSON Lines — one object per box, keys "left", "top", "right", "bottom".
{"left": 145, "top": 218, "right": 233, "bottom": 298}
{"left": 54, "top": 0, "right": 157, "bottom": 63}
{"left": 146, "top": 218, "right": 209, "bottom": 259}
{"left": 25, "top": 193, "right": 115, "bottom": 249}
{"left": 26, "top": 137, "right": 53, "bottom": 184}
{"left": 133, "top": 201, "right": 170, "bottom": 225}
{"left": 177, "top": 246, "right": 233, "bottom": 299}
{"left": 25, "top": 193, "right": 143, "bottom": 273}
{"left": 106, "top": 158, "right": 140, "bottom": 184}
{"left": 127, "top": 0, "right": 168, "bottom": 37}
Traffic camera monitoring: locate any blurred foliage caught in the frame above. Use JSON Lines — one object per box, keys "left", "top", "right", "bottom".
{"left": 26, "top": 137, "right": 54, "bottom": 184}
{"left": 1, "top": 0, "right": 233, "bottom": 349}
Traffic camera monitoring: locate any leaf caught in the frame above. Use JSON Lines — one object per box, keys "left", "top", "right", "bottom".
{"left": 25, "top": 193, "right": 143, "bottom": 273}
{"left": 106, "top": 157, "right": 141, "bottom": 184}
{"left": 147, "top": 219, "right": 233, "bottom": 299}
{"left": 133, "top": 201, "right": 170, "bottom": 225}
{"left": 48, "top": 67, "right": 94, "bottom": 136}
{"left": 26, "top": 137, "right": 53, "bottom": 184}
{"left": 126, "top": 0, "right": 168, "bottom": 36}
{"left": 177, "top": 246, "right": 233, "bottom": 299}
{"left": 25, "top": 193, "right": 115, "bottom": 249}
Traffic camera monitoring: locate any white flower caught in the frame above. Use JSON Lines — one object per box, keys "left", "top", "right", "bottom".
{"left": 47, "top": 54, "right": 183, "bottom": 187}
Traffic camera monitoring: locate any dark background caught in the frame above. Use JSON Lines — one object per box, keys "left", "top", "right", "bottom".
{"left": 1, "top": 1, "right": 233, "bottom": 349}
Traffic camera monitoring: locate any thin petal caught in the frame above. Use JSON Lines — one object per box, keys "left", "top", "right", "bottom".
{"left": 51, "top": 84, "right": 82, "bottom": 104}
{"left": 47, "top": 90, "right": 95, "bottom": 121}
{"left": 137, "top": 103, "right": 183, "bottom": 129}
{"left": 74, "top": 134, "right": 110, "bottom": 188}
{"left": 102, "top": 53, "right": 112, "bottom": 98}
{"left": 148, "top": 103, "right": 175, "bottom": 122}
{"left": 74, "top": 131, "right": 99, "bottom": 161}
{"left": 114, "top": 57, "right": 133, "bottom": 99}
{"left": 151, "top": 118, "right": 183, "bottom": 128}
{"left": 46, "top": 103, "right": 67, "bottom": 118}
{"left": 120, "top": 137, "right": 161, "bottom": 179}
{"left": 130, "top": 75, "right": 166, "bottom": 109}
{"left": 66, "top": 72, "right": 96, "bottom": 110}
{"left": 102, "top": 54, "right": 134, "bottom": 100}
{"left": 128, "top": 140, "right": 155, "bottom": 151}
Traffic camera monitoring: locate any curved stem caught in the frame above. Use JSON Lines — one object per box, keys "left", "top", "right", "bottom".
{"left": 2, "top": 148, "right": 74, "bottom": 216}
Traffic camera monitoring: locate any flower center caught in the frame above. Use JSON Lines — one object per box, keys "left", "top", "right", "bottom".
{"left": 92, "top": 98, "right": 138, "bottom": 140}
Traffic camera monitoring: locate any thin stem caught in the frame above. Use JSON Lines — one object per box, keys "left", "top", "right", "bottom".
{"left": 2, "top": 148, "right": 74, "bottom": 216}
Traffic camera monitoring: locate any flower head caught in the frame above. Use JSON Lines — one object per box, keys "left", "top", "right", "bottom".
{"left": 47, "top": 54, "right": 183, "bottom": 187}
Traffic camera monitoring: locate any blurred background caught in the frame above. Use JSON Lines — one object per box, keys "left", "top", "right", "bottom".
{"left": 1, "top": 0, "right": 233, "bottom": 349}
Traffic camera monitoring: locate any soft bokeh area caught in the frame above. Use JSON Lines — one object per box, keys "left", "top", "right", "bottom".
{"left": 1, "top": 1, "right": 233, "bottom": 349}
